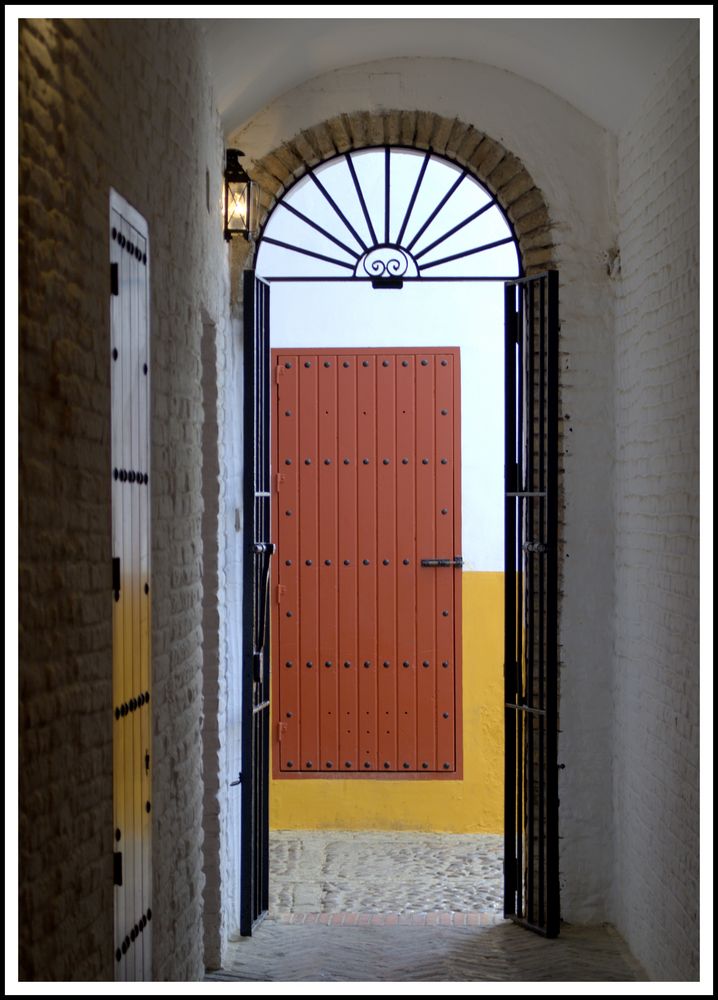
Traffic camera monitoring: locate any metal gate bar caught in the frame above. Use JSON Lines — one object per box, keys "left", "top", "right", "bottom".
{"left": 503, "top": 270, "right": 559, "bottom": 937}
{"left": 241, "top": 272, "right": 273, "bottom": 935}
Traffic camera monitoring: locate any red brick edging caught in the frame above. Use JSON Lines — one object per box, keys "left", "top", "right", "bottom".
{"left": 272, "top": 912, "right": 506, "bottom": 927}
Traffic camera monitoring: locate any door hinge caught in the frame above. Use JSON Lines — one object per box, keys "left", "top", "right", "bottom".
{"left": 112, "top": 557, "right": 121, "bottom": 602}
{"left": 276, "top": 584, "right": 286, "bottom": 603}
{"left": 110, "top": 262, "right": 119, "bottom": 296}
{"left": 230, "top": 773, "right": 242, "bottom": 787}
{"left": 113, "top": 851, "right": 123, "bottom": 886}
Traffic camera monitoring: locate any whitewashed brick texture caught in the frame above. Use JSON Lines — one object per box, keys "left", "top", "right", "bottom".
{"left": 612, "top": 26, "right": 699, "bottom": 981}
{"left": 19, "top": 19, "right": 230, "bottom": 980}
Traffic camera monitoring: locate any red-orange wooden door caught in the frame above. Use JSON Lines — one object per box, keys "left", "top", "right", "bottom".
{"left": 272, "top": 348, "right": 462, "bottom": 776}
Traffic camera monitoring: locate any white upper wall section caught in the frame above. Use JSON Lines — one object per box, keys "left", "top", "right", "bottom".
{"left": 202, "top": 16, "right": 692, "bottom": 136}
{"left": 229, "top": 55, "right": 614, "bottom": 258}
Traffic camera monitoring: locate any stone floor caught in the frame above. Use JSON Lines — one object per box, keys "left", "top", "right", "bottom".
{"left": 212, "top": 831, "right": 648, "bottom": 983}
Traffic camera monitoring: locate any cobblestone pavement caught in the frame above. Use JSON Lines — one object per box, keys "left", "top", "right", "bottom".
{"left": 213, "top": 831, "right": 648, "bottom": 983}
{"left": 269, "top": 830, "right": 504, "bottom": 915}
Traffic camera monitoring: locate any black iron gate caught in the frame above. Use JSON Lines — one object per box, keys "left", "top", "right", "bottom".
{"left": 503, "top": 270, "right": 560, "bottom": 936}
{"left": 240, "top": 271, "right": 274, "bottom": 935}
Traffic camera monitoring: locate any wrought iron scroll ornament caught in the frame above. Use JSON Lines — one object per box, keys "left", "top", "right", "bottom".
{"left": 256, "top": 146, "right": 520, "bottom": 281}
{"left": 358, "top": 244, "right": 416, "bottom": 279}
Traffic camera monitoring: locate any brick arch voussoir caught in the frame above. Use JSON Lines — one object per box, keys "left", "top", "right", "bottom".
{"left": 249, "top": 110, "right": 555, "bottom": 275}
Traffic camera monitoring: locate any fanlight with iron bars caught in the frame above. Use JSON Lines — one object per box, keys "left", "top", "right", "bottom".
{"left": 255, "top": 146, "right": 520, "bottom": 284}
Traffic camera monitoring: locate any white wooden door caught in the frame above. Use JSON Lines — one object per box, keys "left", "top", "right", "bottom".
{"left": 110, "top": 189, "right": 152, "bottom": 980}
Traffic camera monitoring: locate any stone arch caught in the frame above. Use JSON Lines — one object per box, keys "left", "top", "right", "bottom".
{"left": 234, "top": 110, "right": 555, "bottom": 278}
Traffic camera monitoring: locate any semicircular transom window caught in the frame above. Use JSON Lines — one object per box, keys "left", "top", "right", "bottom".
{"left": 256, "top": 147, "right": 521, "bottom": 280}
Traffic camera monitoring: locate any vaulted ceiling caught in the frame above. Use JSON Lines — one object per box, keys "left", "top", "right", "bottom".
{"left": 201, "top": 16, "right": 692, "bottom": 136}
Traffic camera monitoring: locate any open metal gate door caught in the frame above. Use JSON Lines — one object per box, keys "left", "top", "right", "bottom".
{"left": 503, "top": 270, "right": 560, "bottom": 936}
{"left": 240, "top": 270, "right": 274, "bottom": 935}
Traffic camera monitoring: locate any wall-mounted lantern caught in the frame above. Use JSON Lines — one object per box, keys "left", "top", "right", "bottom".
{"left": 223, "top": 148, "right": 259, "bottom": 241}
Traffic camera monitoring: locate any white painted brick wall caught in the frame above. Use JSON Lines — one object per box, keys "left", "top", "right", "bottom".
{"left": 612, "top": 25, "right": 699, "bottom": 981}
{"left": 19, "top": 18, "right": 229, "bottom": 981}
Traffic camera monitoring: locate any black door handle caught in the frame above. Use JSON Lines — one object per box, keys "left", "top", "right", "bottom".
{"left": 420, "top": 556, "right": 464, "bottom": 567}
{"left": 255, "top": 542, "right": 275, "bottom": 659}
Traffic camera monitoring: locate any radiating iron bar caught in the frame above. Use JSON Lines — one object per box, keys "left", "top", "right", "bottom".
{"left": 344, "top": 152, "right": 378, "bottom": 245}
{"left": 252, "top": 700, "right": 270, "bottom": 714}
{"left": 396, "top": 149, "right": 432, "bottom": 247}
{"left": 407, "top": 168, "right": 468, "bottom": 251}
{"left": 417, "top": 236, "right": 514, "bottom": 272}
{"left": 384, "top": 146, "right": 391, "bottom": 244}
{"left": 414, "top": 199, "right": 497, "bottom": 261}
{"left": 278, "top": 201, "right": 360, "bottom": 259}
{"left": 419, "top": 236, "right": 514, "bottom": 272}
{"left": 506, "top": 491, "right": 546, "bottom": 497}
{"left": 307, "top": 167, "right": 368, "bottom": 251}
{"left": 261, "top": 236, "right": 355, "bottom": 271}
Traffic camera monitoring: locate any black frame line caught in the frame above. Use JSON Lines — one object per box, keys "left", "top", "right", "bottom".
{"left": 260, "top": 276, "right": 521, "bottom": 283}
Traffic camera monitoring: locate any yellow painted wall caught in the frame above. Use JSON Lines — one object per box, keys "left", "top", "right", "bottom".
{"left": 269, "top": 571, "right": 504, "bottom": 832}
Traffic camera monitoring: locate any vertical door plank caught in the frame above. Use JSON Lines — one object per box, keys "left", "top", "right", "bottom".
{"left": 298, "top": 357, "right": 320, "bottom": 771}
{"left": 395, "top": 354, "right": 418, "bottom": 771}
{"left": 415, "top": 354, "right": 437, "bottom": 770}
{"left": 318, "top": 357, "right": 339, "bottom": 770}
{"left": 376, "top": 354, "right": 398, "bottom": 771}
{"left": 435, "top": 353, "right": 456, "bottom": 771}
{"left": 337, "top": 357, "right": 359, "bottom": 771}
{"left": 276, "top": 357, "right": 300, "bottom": 771}
{"left": 356, "top": 355, "right": 378, "bottom": 772}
